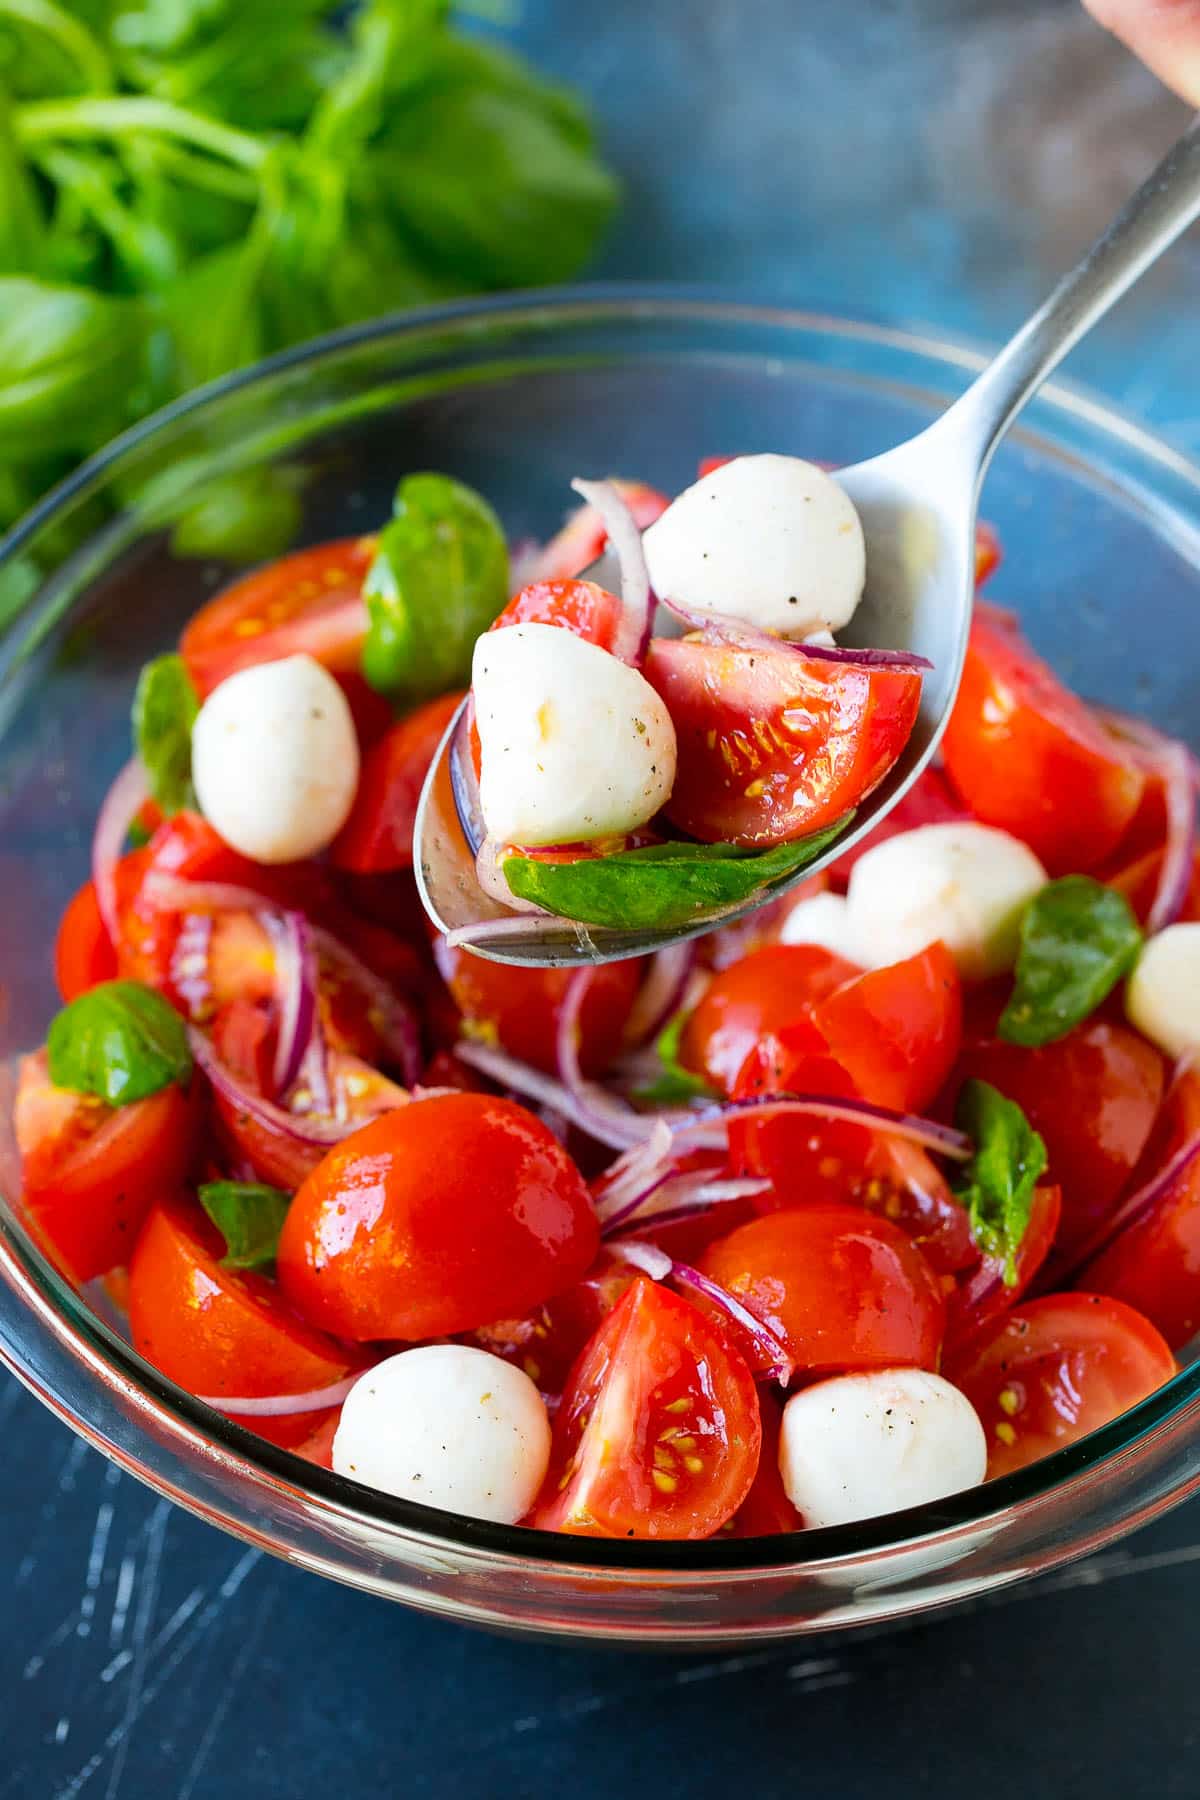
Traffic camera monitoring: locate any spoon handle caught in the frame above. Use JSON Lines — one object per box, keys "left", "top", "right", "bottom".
{"left": 943, "top": 113, "right": 1200, "bottom": 472}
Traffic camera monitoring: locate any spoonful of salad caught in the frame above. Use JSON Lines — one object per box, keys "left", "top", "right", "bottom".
{"left": 416, "top": 116, "right": 1200, "bottom": 967}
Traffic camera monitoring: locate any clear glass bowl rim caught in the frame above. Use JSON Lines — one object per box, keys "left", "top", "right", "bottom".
{"left": 2, "top": 284, "right": 1200, "bottom": 1579}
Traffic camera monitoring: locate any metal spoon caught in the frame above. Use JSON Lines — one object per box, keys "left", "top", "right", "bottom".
{"left": 416, "top": 116, "right": 1200, "bottom": 967}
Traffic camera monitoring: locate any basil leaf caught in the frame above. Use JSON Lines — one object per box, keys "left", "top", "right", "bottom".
{"left": 0, "top": 278, "right": 148, "bottom": 456}
{"left": 999, "top": 875, "right": 1142, "bottom": 1049}
{"left": 502, "top": 818, "right": 853, "bottom": 932}
{"left": 133, "top": 652, "right": 199, "bottom": 815}
{"left": 633, "top": 1011, "right": 717, "bottom": 1106}
{"left": 198, "top": 1180, "right": 291, "bottom": 1271}
{"left": 362, "top": 472, "right": 508, "bottom": 701}
{"left": 47, "top": 979, "right": 192, "bottom": 1106}
{"left": 953, "top": 1079, "right": 1048, "bottom": 1285}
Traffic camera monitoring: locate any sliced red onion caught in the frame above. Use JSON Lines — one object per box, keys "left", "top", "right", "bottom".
{"left": 442, "top": 914, "right": 569, "bottom": 952}
{"left": 310, "top": 927, "right": 421, "bottom": 1089}
{"left": 608, "top": 1239, "right": 673, "bottom": 1281}
{"left": 262, "top": 910, "right": 321, "bottom": 1100}
{"left": 601, "top": 1174, "right": 771, "bottom": 1238}
{"left": 570, "top": 477, "right": 652, "bottom": 666}
{"left": 92, "top": 758, "right": 150, "bottom": 946}
{"left": 188, "top": 1025, "right": 369, "bottom": 1148}
{"left": 672, "top": 1094, "right": 972, "bottom": 1160}
{"left": 474, "top": 839, "right": 542, "bottom": 916}
{"left": 657, "top": 600, "right": 932, "bottom": 670}
{"left": 1064, "top": 1129, "right": 1200, "bottom": 1282}
{"left": 558, "top": 969, "right": 682, "bottom": 1151}
{"left": 621, "top": 943, "right": 696, "bottom": 1048}
{"left": 454, "top": 1039, "right": 651, "bottom": 1152}
{"left": 670, "top": 1262, "right": 794, "bottom": 1386}
{"left": 590, "top": 1118, "right": 677, "bottom": 1218}
{"left": 197, "top": 1374, "right": 362, "bottom": 1417}
{"left": 169, "top": 912, "right": 214, "bottom": 1020}
{"left": 507, "top": 536, "right": 543, "bottom": 593}
{"left": 1094, "top": 706, "right": 1198, "bottom": 933}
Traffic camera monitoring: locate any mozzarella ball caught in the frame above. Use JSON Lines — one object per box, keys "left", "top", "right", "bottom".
{"left": 332, "top": 1346, "right": 551, "bottom": 1524}
{"left": 847, "top": 821, "right": 1047, "bottom": 980}
{"left": 191, "top": 654, "right": 359, "bottom": 864}
{"left": 1126, "top": 922, "right": 1200, "bottom": 1059}
{"left": 473, "top": 622, "right": 676, "bottom": 847}
{"left": 778, "top": 890, "right": 864, "bottom": 962}
{"left": 643, "top": 454, "right": 865, "bottom": 639}
{"left": 779, "top": 1368, "right": 987, "bottom": 1528}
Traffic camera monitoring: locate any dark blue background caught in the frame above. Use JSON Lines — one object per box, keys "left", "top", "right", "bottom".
{"left": 4, "top": 3, "right": 1200, "bottom": 1795}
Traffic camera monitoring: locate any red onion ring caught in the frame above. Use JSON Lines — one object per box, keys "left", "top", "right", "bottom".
{"left": 621, "top": 943, "right": 696, "bottom": 1049}
{"left": 670, "top": 1262, "right": 794, "bottom": 1386}
{"left": 455, "top": 1035, "right": 651, "bottom": 1152}
{"left": 656, "top": 600, "right": 933, "bottom": 671}
{"left": 196, "top": 1375, "right": 363, "bottom": 1417}
{"left": 188, "top": 1025, "right": 375, "bottom": 1149}
{"left": 1063, "top": 1129, "right": 1200, "bottom": 1283}
{"left": 607, "top": 1239, "right": 672, "bottom": 1281}
{"left": 169, "top": 912, "right": 214, "bottom": 1020}
{"left": 600, "top": 1173, "right": 771, "bottom": 1238}
{"left": 92, "top": 758, "right": 150, "bottom": 946}
{"left": 570, "top": 477, "right": 652, "bottom": 667}
{"left": 558, "top": 969, "right": 687, "bottom": 1151}
{"left": 672, "top": 1093, "right": 972, "bottom": 1161}
{"left": 262, "top": 911, "right": 322, "bottom": 1100}
{"left": 1095, "top": 708, "right": 1197, "bottom": 935}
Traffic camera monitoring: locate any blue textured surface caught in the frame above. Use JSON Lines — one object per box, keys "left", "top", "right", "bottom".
{"left": 3, "top": 4, "right": 1200, "bottom": 1795}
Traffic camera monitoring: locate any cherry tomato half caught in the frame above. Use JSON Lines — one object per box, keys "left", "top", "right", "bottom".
{"left": 681, "top": 943, "right": 859, "bottom": 1094}
{"left": 491, "top": 578, "right": 628, "bottom": 651}
{"left": 532, "top": 1278, "right": 761, "bottom": 1539}
{"left": 331, "top": 690, "right": 465, "bottom": 873}
{"left": 128, "top": 1192, "right": 361, "bottom": 1449}
{"left": 440, "top": 945, "right": 643, "bottom": 1077}
{"left": 54, "top": 878, "right": 118, "bottom": 1001}
{"left": 277, "top": 1093, "right": 599, "bottom": 1341}
{"left": 726, "top": 1387, "right": 802, "bottom": 1538}
{"left": 941, "top": 614, "right": 1145, "bottom": 874}
{"left": 946, "top": 1292, "right": 1175, "bottom": 1479}
{"left": 645, "top": 637, "right": 923, "bottom": 847}
{"left": 467, "top": 1255, "right": 634, "bottom": 1398}
{"left": 943, "top": 1183, "right": 1062, "bottom": 1353}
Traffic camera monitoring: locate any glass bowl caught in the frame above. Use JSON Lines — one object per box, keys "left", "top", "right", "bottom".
{"left": 2, "top": 292, "right": 1200, "bottom": 1647}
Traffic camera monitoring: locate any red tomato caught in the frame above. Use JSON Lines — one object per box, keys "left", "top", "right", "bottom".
{"left": 55, "top": 879, "right": 118, "bottom": 1001}
{"left": 523, "top": 481, "right": 670, "bottom": 583}
{"left": 1106, "top": 845, "right": 1200, "bottom": 929}
{"left": 727, "top": 1389, "right": 802, "bottom": 1537}
{"left": 276, "top": 1094, "right": 599, "bottom": 1341}
{"left": 944, "top": 1184, "right": 1062, "bottom": 1352}
{"left": 1081, "top": 1068, "right": 1200, "bottom": 1348}
{"left": 531, "top": 1278, "right": 761, "bottom": 1539}
{"left": 491, "top": 578, "right": 627, "bottom": 650}
{"left": 294, "top": 1413, "right": 340, "bottom": 1469}
{"left": 680, "top": 944, "right": 859, "bottom": 1094}
{"left": 699, "top": 1206, "right": 945, "bottom": 1376}
{"left": 949, "top": 1022, "right": 1166, "bottom": 1263}
{"left": 828, "top": 765, "right": 970, "bottom": 887}
{"left": 15, "top": 1051, "right": 197, "bottom": 1284}
{"left": 645, "top": 637, "right": 922, "bottom": 847}
{"left": 128, "top": 1192, "right": 361, "bottom": 1449}
{"left": 331, "top": 690, "right": 465, "bottom": 873}
{"left": 439, "top": 945, "right": 643, "bottom": 1077}
{"left": 941, "top": 615, "right": 1145, "bottom": 873}
{"left": 468, "top": 1256, "right": 634, "bottom": 1397}
{"left": 812, "top": 941, "right": 962, "bottom": 1114}
{"left": 974, "top": 522, "right": 1002, "bottom": 587}
{"left": 180, "top": 537, "right": 376, "bottom": 697}
{"left": 946, "top": 1292, "right": 1175, "bottom": 1479}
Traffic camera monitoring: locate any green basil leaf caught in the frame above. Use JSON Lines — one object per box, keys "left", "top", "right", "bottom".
{"left": 47, "top": 979, "right": 192, "bottom": 1105}
{"left": 503, "top": 818, "right": 854, "bottom": 932}
{"left": 362, "top": 472, "right": 508, "bottom": 701}
{"left": 0, "top": 277, "right": 147, "bottom": 456}
{"left": 198, "top": 1180, "right": 291, "bottom": 1270}
{"left": 953, "top": 1079, "right": 1049, "bottom": 1285}
{"left": 633, "top": 1012, "right": 716, "bottom": 1106}
{"left": 999, "top": 875, "right": 1142, "bottom": 1049}
{"left": 133, "top": 651, "right": 199, "bottom": 814}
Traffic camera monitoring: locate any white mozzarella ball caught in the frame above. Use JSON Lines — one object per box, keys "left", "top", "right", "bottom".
{"left": 473, "top": 622, "right": 676, "bottom": 847}
{"left": 332, "top": 1346, "right": 551, "bottom": 1524}
{"left": 779, "top": 1368, "right": 987, "bottom": 1529}
{"left": 191, "top": 653, "right": 359, "bottom": 864}
{"left": 778, "top": 890, "right": 864, "bottom": 962}
{"left": 643, "top": 454, "right": 865, "bottom": 639}
{"left": 1125, "top": 923, "right": 1200, "bottom": 1059}
{"left": 846, "top": 821, "right": 1047, "bottom": 980}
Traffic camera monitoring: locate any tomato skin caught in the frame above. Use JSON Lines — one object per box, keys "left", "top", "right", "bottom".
{"left": 16, "top": 1051, "right": 198, "bottom": 1284}
{"left": 727, "top": 1389, "right": 802, "bottom": 1537}
{"left": 1105, "top": 845, "right": 1200, "bottom": 928}
{"left": 491, "top": 578, "right": 627, "bottom": 650}
{"left": 440, "top": 945, "right": 643, "bottom": 1077}
{"left": 645, "top": 637, "right": 922, "bottom": 847}
{"left": 949, "top": 1022, "right": 1165, "bottom": 1264}
{"left": 128, "top": 1192, "right": 361, "bottom": 1449}
{"left": 467, "top": 1256, "right": 634, "bottom": 1398}
{"left": 277, "top": 1094, "right": 599, "bottom": 1341}
{"left": 813, "top": 941, "right": 962, "bottom": 1115}
{"left": 1080, "top": 1069, "right": 1200, "bottom": 1348}
{"left": 331, "top": 690, "right": 464, "bottom": 873}
{"left": 946, "top": 1292, "right": 1175, "bottom": 1479}
{"left": 699, "top": 1206, "right": 946, "bottom": 1376}
{"left": 941, "top": 615, "right": 1145, "bottom": 874}
{"left": 180, "top": 537, "right": 376, "bottom": 697}
{"left": 680, "top": 944, "right": 859, "bottom": 1094}
{"left": 532, "top": 1278, "right": 761, "bottom": 1540}
{"left": 55, "top": 879, "right": 118, "bottom": 1001}
{"left": 944, "top": 1184, "right": 1062, "bottom": 1353}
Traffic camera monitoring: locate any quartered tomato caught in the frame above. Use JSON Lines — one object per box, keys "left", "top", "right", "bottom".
{"left": 54, "top": 878, "right": 118, "bottom": 1001}
{"left": 468, "top": 1255, "right": 634, "bottom": 1397}
{"left": 946, "top": 1292, "right": 1175, "bottom": 1479}
{"left": 439, "top": 944, "right": 643, "bottom": 1077}
{"left": 680, "top": 944, "right": 859, "bottom": 1094}
{"left": 277, "top": 1093, "right": 599, "bottom": 1341}
{"left": 15, "top": 1050, "right": 197, "bottom": 1284}
{"left": 1081, "top": 1068, "right": 1200, "bottom": 1348}
{"left": 531, "top": 1278, "right": 761, "bottom": 1539}
{"left": 810, "top": 941, "right": 962, "bottom": 1115}
{"left": 699, "top": 1206, "right": 945, "bottom": 1376}
{"left": 331, "top": 690, "right": 465, "bottom": 873}
{"left": 128, "top": 1192, "right": 362, "bottom": 1449}
{"left": 944, "top": 1183, "right": 1062, "bottom": 1352}
{"left": 522, "top": 481, "right": 670, "bottom": 583}
{"left": 491, "top": 578, "right": 628, "bottom": 651}
{"left": 644, "top": 637, "right": 923, "bottom": 847}
{"left": 725, "top": 1388, "right": 802, "bottom": 1538}
{"left": 941, "top": 614, "right": 1145, "bottom": 874}
{"left": 949, "top": 1022, "right": 1165, "bottom": 1264}
{"left": 180, "top": 537, "right": 376, "bottom": 697}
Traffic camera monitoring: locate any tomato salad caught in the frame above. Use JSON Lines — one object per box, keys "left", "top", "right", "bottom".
{"left": 14, "top": 460, "right": 1199, "bottom": 1542}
